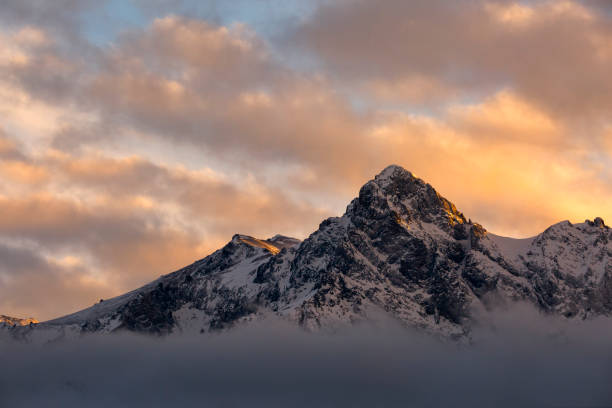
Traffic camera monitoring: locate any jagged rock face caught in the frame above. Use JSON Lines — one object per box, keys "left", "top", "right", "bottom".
{"left": 506, "top": 220, "right": 612, "bottom": 317}
{"left": 277, "top": 166, "right": 475, "bottom": 335}
{"left": 5, "top": 165, "right": 612, "bottom": 342}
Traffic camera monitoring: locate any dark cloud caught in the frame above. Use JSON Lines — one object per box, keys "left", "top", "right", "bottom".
{"left": 0, "top": 0, "right": 92, "bottom": 31}
{"left": 0, "top": 193, "right": 211, "bottom": 300}
{"left": 0, "top": 242, "right": 52, "bottom": 276}
{"left": 292, "top": 0, "right": 612, "bottom": 121}
{"left": 0, "top": 242, "right": 109, "bottom": 320}
{"left": 0, "top": 209, "right": 206, "bottom": 320}
{"left": 0, "top": 0, "right": 102, "bottom": 57}
{"left": 581, "top": 0, "right": 612, "bottom": 16}
{"left": 0, "top": 129, "right": 25, "bottom": 160}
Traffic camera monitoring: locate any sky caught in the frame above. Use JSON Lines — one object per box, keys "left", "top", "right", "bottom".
{"left": 0, "top": 0, "right": 611, "bottom": 320}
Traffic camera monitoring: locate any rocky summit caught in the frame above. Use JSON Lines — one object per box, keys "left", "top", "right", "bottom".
{"left": 4, "top": 165, "right": 611, "bottom": 341}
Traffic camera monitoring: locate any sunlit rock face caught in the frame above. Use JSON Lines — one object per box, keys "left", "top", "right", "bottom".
{"left": 0, "top": 315, "right": 38, "bottom": 327}
{"left": 5, "top": 165, "right": 612, "bottom": 342}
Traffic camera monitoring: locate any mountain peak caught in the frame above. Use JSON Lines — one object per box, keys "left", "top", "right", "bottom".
{"left": 9, "top": 164, "right": 611, "bottom": 343}
{"left": 589, "top": 217, "right": 606, "bottom": 228}
{"left": 374, "top": 164, "right": 416, "bottom": 185}
{"left": 268, "top": 234, "right": 301, "bottom": 249}
{"left": 229, "top": 234, "right": 300, "bottom": 255}
{"left": 351, "top": 165, "right": 466, "bottom": 230}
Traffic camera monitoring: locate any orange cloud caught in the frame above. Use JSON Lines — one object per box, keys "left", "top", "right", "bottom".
{"left": 0, "top": 160, "right": 48, "bottom": 184}
{"left": 366, "top": 92, "right": 612, "bottom": 237}
{"left": 366, "top": 75, "right": 457, "bottom": 105}
{"left": 448, "top": 90, "right": 562, "bottom": 146}
{"left": 0, "top": 143, "right": 330, "bottom": 319}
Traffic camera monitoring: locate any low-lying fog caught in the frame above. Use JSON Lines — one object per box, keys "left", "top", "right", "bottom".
{"left": 2, "top": 304, "right": 612, "bottom": 408}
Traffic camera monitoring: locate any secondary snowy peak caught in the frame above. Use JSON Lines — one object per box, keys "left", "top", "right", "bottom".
{"left": 268, "top": 234, "right": 302, "bottom": 249}
{"left": 233, "top": 234, "right": 301, "bottom": 255}
{"left": 0, "top": 315, "right": 38, "bottom": 327}
{"left": 234, "top": 234, "right": 282, "bottom": 255}
{"left": 28, "top": 232, "right": 301, "bottom": 336}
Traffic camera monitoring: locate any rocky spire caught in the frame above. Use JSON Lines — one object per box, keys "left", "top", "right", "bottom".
{"left": 348, "top": 165, "right": 467, "bottom": 233}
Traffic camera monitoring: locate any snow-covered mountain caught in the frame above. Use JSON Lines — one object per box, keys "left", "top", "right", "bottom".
{"left": 4, "top": 165, "right": 611, "bottom": 341}
{"left": 0, "top": 315, "right": 38, "bottom": 328}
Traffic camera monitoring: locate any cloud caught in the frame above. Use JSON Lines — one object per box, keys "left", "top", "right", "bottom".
{"left": 447, "top": 90, "right": 562, "bottom": 146}
{"left": 0, "top": 0, "right": 93, "bottom": 33}
{"left": 365, "top": 91, "right": 612, "bottom": 236}
{"left": 0, "top": 139, "right": 328, "bottom": 320}
{"left": 72, "top": 17, "right": 376, "bottom": 186}
{"left": 292, "top": 0, "right": 612, "bottom": 121}
{"left": 365, "top": 74, "right": 458, "bottom": 105}
{"left": 0, "top": 130, "right": 24, "bottom": 160}
{"left": 0, "top": 16, "right": 372, "bottom": 189}
{"left": 0, "top": 192, "right": 204, "bottom": 275}
{"left": 41, "top": 152, "right": 329, "bottom": 238}
{"left": 1, "top": 306, "right": 612, "bottom": 407}
{"left": 1, "top": 2, "right": 612, "bottom": 321}
{"left": 0, "top": 241, "right": 110, "bottom": 320}
{"left": 0, "top": 188, "right": 216, "bottom": 320}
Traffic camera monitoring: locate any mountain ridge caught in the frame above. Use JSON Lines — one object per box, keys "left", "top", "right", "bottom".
{"left": 0, "top": 315, "right": 38, "bottom": 327}
{"left": 3, "top": 165, "right": 611, "bottom": 342}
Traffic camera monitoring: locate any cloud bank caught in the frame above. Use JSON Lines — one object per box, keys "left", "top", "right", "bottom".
{"left": 2, "top": 306, "right": 612, "bottom": 407}
{"left": 1, "top": 1, "right": 611, "bottom": 319}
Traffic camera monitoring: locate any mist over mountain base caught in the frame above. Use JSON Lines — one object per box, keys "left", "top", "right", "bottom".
{"left": 2, "top": 304, "right": 612, "bottom": 408}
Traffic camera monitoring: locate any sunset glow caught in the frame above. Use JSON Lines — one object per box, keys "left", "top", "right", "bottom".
{"left": 1, "top": 0, "right": 611, "bottom": 321}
